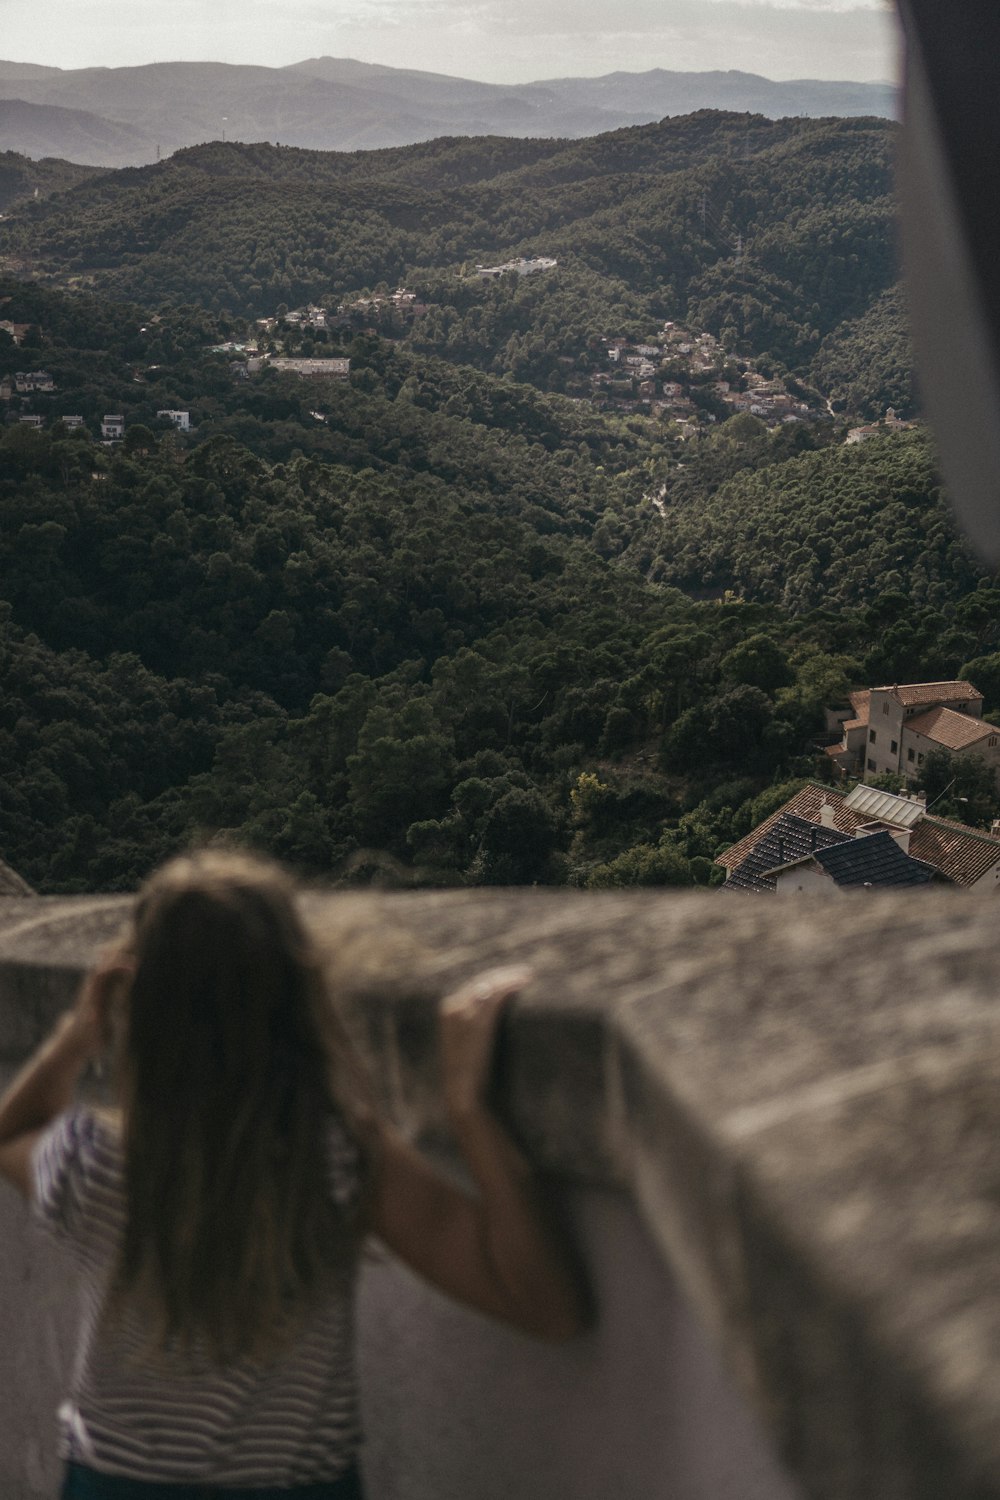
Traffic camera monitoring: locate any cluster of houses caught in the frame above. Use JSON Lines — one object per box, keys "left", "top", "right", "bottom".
{"left": 717, "top": 781, "right": 1000, "bottom": 895}
{"left": 715, "top": 370, "right": 813, "bottom": 425}
{"left": 335, "top": 289, "right": 429, "bottom": 322}
{"left": 93, "top": 411, "right": 192, "bottom": 441}
{"left": 3, "top": 410, "right": 191, "bottom": 441}
{"left": 590, "top": 322, "right": 816, "bottom": 431}
{"left": 222, "top": 261, "right": 549, "bottom": 346}
{"left": 845, "top": 408, "right": 919, "bottom": 444}
{"left": 718, "top": 680, "right": 1000, "bottom": 896}
{"left": 254, "top": 305, "right": 334, "bottom": 335}
{"left": 0, "top": 331, "right": 201, "bottom": 438}
{"left": 253, "top": 292, "right": 430, "bottom": 337}
{"left": 15, "top": 413, "right": 80, "bottom": 433}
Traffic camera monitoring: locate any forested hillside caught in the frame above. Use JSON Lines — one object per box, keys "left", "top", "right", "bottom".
{"left": 0, "top": 113, "right": 908, "bottom": 408}
{"left": 7, "top": 400, "right": 994, "bottom": 895}
{"left": 811, "top": 285, "right": 913, "bottom": 419}
{"left": 0, "top": 149, "right": 102, "bottom": 211}
{"left": 2, "top": 116, "right": 993, "bottom": 895}
{"left": 638, "top": 427, "right": 978, "bottom": 613}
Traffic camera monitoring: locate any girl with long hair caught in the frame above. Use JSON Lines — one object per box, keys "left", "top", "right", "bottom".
{"left": 0, "top": 851, "right": 584, "bottom": 1499}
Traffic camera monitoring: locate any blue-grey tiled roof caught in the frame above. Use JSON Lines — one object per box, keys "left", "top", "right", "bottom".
{"left": 723, "top": 816, "right": 944, "bottom": 893}
{"left": 810, "top": 830, "right": 940, "bottom": 888}
{"left": 723, "top": 813, "right": 852, "bottom": 893}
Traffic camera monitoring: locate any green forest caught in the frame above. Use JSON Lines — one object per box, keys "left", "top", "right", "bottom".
{"left": 1, "top": 112, "right": 909, "bottom": 414}
{"left": 0, "top": 113, "right": 995, "bottom": 894}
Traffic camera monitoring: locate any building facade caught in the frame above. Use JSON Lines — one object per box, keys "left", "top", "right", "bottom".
{"left": 826, "top": 680, "right": 1000, "bottom": 784}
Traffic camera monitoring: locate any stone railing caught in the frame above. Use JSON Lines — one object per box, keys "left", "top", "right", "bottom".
{"left": 3, "top": 888, "right": 1000, "bottom": 1499}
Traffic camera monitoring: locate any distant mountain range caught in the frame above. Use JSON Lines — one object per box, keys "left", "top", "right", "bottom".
{"left": 0, "top": 57, "right": 897, "bottom": 168}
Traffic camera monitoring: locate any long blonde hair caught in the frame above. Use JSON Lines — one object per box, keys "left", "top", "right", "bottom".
{"left": 109, "top": 850, "right": 370, "bottom": 1364}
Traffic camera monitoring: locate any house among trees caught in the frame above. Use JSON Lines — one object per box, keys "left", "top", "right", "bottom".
{"left": 824, "top": 680, "right": 1000, "bottom": 783}
{"left": 846, "top": 406, "right": 918, "bottom": 444}
{"left": 13, "top": 370, "right": 54, "bottom": 392}
{"left": 282, "top": 304, "right": 328, "bottom": 329}
{"left": 474, "top": 256, "right": 557, "bottom": 279}
{"left": 717, "top": 783, "right": 1000, "bottom": 893}
{"left": 101, "top": 414, "right": 125, "bottom": 441}
{"left": 156, "top": 409, "right": 191, "bottom": 431}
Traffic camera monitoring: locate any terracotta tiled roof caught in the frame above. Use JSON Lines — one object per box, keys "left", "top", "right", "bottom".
{"left": 716, "top": 786, "right": 864, "bottom": 871}
{"left": 908, "top": 818, "right": 1000, "bottom": 887}
{"left": 877, "top": 680, "right": 983, "bottom": 707}
{"left": 847, "top": 690, "right": 871, "bottom": 724}
{"left": 905, "top": 705, "right": 994, "bottom": 750}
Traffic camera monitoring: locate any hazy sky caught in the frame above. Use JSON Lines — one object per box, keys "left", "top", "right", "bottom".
{"left": 0, "top": 0, "right": 900, "bottom": 84}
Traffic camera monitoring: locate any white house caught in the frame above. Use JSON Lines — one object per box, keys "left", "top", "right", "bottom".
{"left": 13, "top": 371, "right": 54, "bottom": 393}
{"left": 475, "top": 256, "right": 557, "bottom": 279}
{"left": 157, "top": 409, "right": 191, "bottom": 431}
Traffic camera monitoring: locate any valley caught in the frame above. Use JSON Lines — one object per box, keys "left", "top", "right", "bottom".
{"left": 0, "top": 110, "right": 993, "bottom": 895}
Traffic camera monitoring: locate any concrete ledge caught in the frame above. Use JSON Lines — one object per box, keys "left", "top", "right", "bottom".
{"left": 2, "top": 888, "right": 1000, "bottom": 1498}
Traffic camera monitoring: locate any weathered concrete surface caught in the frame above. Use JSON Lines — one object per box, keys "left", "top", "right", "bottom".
{"left": 358, "top": 1189, "right": 799, "bottom": 1500}
{"left": 2, "top": 888, "right": 1000, "bottom": 1498}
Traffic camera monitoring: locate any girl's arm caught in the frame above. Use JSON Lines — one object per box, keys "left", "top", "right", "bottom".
{"left": 368, "top": 967, "right": 587, "bottom": 1342}
{"left": 0, "top": 961, "right": 124, "bottom": 1198}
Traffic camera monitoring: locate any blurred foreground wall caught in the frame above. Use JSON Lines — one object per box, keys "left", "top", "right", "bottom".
{"left": 3, "top": 888, "right": 1000, "bottom": 1499}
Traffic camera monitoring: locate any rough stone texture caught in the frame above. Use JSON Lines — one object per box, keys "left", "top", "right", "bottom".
{"left": 357, "top": 1189, "right": 799, "bottom": 1500}
{"left": 2, "top": 888, "right": 1000, "bottom": 1497}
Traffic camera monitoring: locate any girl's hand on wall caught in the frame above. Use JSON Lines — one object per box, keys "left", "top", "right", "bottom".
{"left": 439, "top": 965, "right": 532, "bottom": 1120}
{"left": 65, "top": 953, "right": 133, "bottom": 1062}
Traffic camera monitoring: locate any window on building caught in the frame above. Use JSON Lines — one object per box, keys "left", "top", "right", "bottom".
{"left": 990, "top": 736, "right": 998, "bottom": 748}
{"left": 867, "top": 758, "right": 877, "bottom": 772}
{"left": 891, "top": 739, "right": 898, "bottom": 754}
{"left": 918, "top": 753, "right": 924, "bottom": 764}
{"left": 908, "top": 747, "right": 915, "bottom": 762}
{"left": 883, "top": 702, "right": 890, "bottom": 715}
{"left": 869, "top": 729, "right": 877, "bottom": 743}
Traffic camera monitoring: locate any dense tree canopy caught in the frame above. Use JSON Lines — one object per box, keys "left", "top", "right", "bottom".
{"left": 0, "top": 113, "right": 993, "bottom": 892}
{"left": 0, "top": 113, "right": 907, "bottom": 403}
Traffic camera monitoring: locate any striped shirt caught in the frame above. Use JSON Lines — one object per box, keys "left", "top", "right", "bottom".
{"left": 32, "top": 1107, "right": 363, "bottom": 1487}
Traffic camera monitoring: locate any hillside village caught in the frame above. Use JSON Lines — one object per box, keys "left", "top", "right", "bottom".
{"left": 0, "top": 119, "right": 956, "bottom": 902}
{"left": 592, "top": 323, "right": 817, "bottom": 431}
{"left": 0, "top": 281, "right": 916, "bottom": 444}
